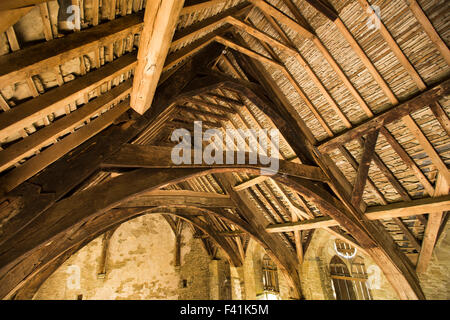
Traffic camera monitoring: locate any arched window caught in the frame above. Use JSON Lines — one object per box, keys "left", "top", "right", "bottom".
{"left": 261, "top": 255, "right": 280, "bottom": 300}
{"left": 330, "top": 240, "right": 373, "bottom": 300}
{"left": 330, "top": 255, "right": 357, "bottom": 300}
{"left": 351, "top": 256, "right": 372, "bottom": 300}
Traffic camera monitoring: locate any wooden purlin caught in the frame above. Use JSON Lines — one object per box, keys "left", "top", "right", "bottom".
{"left": 0, "top": 12, "right": 145, "bottom": 88}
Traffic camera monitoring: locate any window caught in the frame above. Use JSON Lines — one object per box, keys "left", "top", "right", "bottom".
{"left": 330, "top": 240, "right": 373, "bottom": 300}
{"left": 262, "top": 255, "right": 279, "bottom": 294}
{"left": 330, "top": 255, "right": 357, "bottom": 300}
{"left": 351, "top": 257, "right": 372, "bottom": 300}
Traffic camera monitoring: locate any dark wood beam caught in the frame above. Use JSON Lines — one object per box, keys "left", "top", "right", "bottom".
{"left": 0, "top": 0, "right": 47, "bottom": 10}
{"left": 101, "top": 144, "right": 328, "bottom": 182}
{"left": 303, "top": 0, "right": 339, "bottom": 21}
{"left": 266, "top": 194, "right": 450, "bottom": 232}
{"left": 351, "top": 130, "right": 380, "bottom": 207}
{"left": 0, "top": 6, "right": 33, "bottom": 34}
{"left": 225, "top": 37, "right": 425, "bottom": 299}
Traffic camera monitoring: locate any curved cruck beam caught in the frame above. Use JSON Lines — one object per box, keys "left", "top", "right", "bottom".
{"left": 0, "top": 166, "right": 313, "bottom": 299}
{"left": 0, "top": 163, "right": 423, "bottom": 299}
{"left": 0, "top": 72, "right": 425, "bottom": 299}
{"left": 4, "top": 205, "right": 261, "bottom": 300}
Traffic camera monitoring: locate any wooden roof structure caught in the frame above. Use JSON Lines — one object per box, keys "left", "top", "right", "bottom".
{"left": 0, "top": 0, "right": 448, "bottom": 300}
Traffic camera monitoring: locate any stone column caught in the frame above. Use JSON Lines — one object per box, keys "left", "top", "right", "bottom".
{"left": 209, "top": 259, "right": 220, "bottom": 300}
{"left": 230, "top": 266, "right": 245, "bottom": 300}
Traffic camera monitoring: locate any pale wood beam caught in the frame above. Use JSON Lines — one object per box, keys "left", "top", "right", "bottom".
{"left": 130, "top": 0, "right": 185, "bottom": 114}
{"left": 97, "top": 228, "right": 117, "bottom": 277}
{"left": 0, "top": 80, "right": 132, "bottom": 173}
{"left": 0, "top": 13, "right": 144, "bottom": 88}
{"left": 405, "top": 0, "right": 450, "bottom": 66}
{"left": 5, "top": 26, "right": 20, "bottom": 52}
{"left": 307, "top": 0, "right": 450, "bottom": 190}
{"left": 109, "top": 0, "right": 117, "bottom": 20}
{"left": 0, "top": 6, "right": 32, "bottom": 34}
{"left": 249, "top": 0, "right": 314, "bottom": 39}
{"left": 215, "top": 36, "right": 283, "bottom": 69}
{"left": 163, "top": 27, "right": 227, "bottom": 72}
{"left": 38, "top": 3, "right": 53, "bottom": 41}
{"left": 402, "top": 115, "right": 450, "bottom": 187}
{"left": 0, "top": 53, "right": 137, "bottom": 143}
{"left": 230, "top": 35, "right": 424, "bottom": 299}
{"left": 171, "top": 3, "right": 251, "bottom": 48}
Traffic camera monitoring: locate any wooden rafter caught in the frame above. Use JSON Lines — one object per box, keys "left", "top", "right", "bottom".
{"left": 350, "top": 130, "right": 380, "bottom": 207}
{"left": 226, "top": 36, "right": 425, "bottom": 300}
{"left": 0, "top": 13, "right": 144, "bottom": 88}
{"left": 0, "top": 99, "right": 131, "bottom": 195}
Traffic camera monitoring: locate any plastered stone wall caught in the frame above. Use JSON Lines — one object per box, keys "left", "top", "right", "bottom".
{"left": 299, "top": 229, "right": 399, "bottom": 300}
{"left": 300, "top": 222, "right": 450, "bottom": 300}
{"left": 34, "top": 214, "right": 211, "bottom": 300}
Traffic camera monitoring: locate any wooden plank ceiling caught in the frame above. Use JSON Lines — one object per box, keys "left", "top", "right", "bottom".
{"left": 0, "top": 0, "right": 448, "bottom": 300}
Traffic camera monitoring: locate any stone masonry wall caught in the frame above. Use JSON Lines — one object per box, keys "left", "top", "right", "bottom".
{"left": 34, "top": 214, "right": 211, "bottom": 300}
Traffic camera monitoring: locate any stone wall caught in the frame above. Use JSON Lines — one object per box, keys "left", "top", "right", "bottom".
{"left": 34, "top": 214, "right": 212, "bottom": 300}
{"left": 299, "top": 229, "right": 399, "bottom": 300}
{"left": 33, "top": 215, "right": 450, "bottom": 300}
{"left": 299, "top": 223, "right": 450, "bottom": 300}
